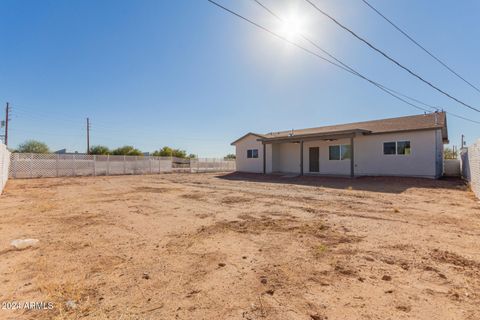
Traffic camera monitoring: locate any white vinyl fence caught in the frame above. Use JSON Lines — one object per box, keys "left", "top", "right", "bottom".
{"left": 9, "top": 153, "right": 235, "bottom": 179}
{"left": 191, "top": 158, "right": 236, "bottom": 173}
{"left": 461, "top": 139, "right": 480, "bottom": 199}
{"left": 0, "top": 143, "right": 11, "bottom": 193}
{"left": 444, "top": 159, "right": 461, "bottom": 177}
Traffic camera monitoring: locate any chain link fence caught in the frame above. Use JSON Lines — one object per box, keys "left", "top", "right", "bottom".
{"left": 8, "top": 153, "right": 235, "bottom": 179}
{"left": 0, "top": 143, "right": 11, "bottom": 193}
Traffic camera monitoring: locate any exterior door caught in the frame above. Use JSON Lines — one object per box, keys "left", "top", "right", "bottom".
{"left": 309, "top": 147, "right": 319, "bottom": 172}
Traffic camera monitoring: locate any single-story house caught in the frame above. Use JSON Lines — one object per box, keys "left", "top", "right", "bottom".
{"left": 231, "top": 112, "right": 448, "bottom": 179}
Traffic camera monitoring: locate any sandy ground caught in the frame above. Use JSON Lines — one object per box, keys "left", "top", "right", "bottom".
{"left": 0, "top": 173, "right": 479, "bottom": 320}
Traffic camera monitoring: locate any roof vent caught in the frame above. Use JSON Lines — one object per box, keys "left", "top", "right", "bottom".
{"left": 288, "top": 129, "right": 294, "bottom": 137}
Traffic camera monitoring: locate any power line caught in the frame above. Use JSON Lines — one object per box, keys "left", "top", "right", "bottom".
{"left": 86, "top": 117, "right": 90, "bottom": 154}
{"left": 360, "top": 0, "right": 480, "bottom": 94}
{"left": 443, "top": 110, "right": 480, "bottom": 125}
{"left": 303, "top": 0, "right": 480, "bottom": 113}
{"left": 252, "top": 0, "right": 436, "bottom": 111}
{"left": 209, "top": 0, "right": 480, "bottom": 126}
{"left": 251, "top": 0, "right": 480, "bottom": 125}
{"left": 208, "top": 0, "right": 432, "bottom": 114}
{"left": 4, "top": 103, "right": 10, "bottom": 146}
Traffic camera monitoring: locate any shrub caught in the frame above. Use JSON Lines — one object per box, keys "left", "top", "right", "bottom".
{"left": 17, "top": 140, "right": 50, "bottom": 153}
{"left": 111, "top": 145, "right": 142, "bottom": 156}
{"left": 153, "top": 146, "right": 188, "bottom": 158}
{"left": 89, "top": 145, "right": 110, "bottom": 155}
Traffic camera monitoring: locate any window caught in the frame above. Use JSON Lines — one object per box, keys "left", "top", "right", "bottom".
{"left": 397, "top": 141, "right": 411, "bottom": 155}
{"left": 383, "top": 141, "right": 411, "bottom": 155}
{"left": 383, "top": 142, "right": 397, "bottom": 155}
{"left": 329, "top": 145, "right": 340, "bottom": 160}
{"left": 341, "top": 145, "right": 351, "bottom": 160}
{"left": 329, "top": 145, "right": 351, "bottom": 160}
{"left": 247, "top": 149, "right": 258, "bottom": 159}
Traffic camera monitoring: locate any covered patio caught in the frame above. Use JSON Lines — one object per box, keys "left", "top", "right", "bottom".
{"left": 258, "top": 129, "right": 371, "bottom": 177}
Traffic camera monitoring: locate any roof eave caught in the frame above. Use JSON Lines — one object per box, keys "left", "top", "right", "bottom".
{"left": 230, "top": 132, "right": 265, "bottom": 146}
{"left": 258, "top": 129, "right": 371, "bottom": 143}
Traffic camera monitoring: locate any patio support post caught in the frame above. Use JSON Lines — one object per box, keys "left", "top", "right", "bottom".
{"left": 350, "top": 136, "right": 355, "bottom": 178}
{"left": 263, "top": 143, "right": 266, "bottom": 174}
{"left": 300, "top": 140, "right": 304, "bottom": 176}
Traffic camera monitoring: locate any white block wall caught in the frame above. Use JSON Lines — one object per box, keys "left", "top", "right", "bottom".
{"left": 0, "top": 143, "right": 11, "bottom": 193}
{"left": 462, "top": 139, "right": 480, "bottom": 199}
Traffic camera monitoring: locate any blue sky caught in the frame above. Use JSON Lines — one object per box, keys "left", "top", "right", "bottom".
{"left": 1, "top": 0, "right": 479, "bottom": 156}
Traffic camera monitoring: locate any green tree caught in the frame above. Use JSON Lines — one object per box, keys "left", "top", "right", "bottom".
{"left": 152, "top": 146, "right": 188, "bottom": 158}
{"left": 188, "top": 154, "right": 197, "bottom": 159}
{"left": 17, "top": 140, "right": 50, "bottom": 153}
{"left": 111, "top": 145, "right": 142, "bottom": 156}
{"left": 224, "top": 154, "right": 236, "bottom": 160}
{"left": 152, "top": 146, "right": 173, "bottom": 157}
{"left": 172, "top": 149, "right": 187, "bottom": 158}
{"left": 89, "top": 145, "right": 110, "bottom": 155}
{"left": 444, "top": 147, "right": 458, "bottom": 159}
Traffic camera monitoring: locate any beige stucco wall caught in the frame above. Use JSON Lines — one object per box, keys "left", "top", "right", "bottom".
{"left": 234, "top": 129, "right": 443, "bottom": 178}
{"left": 272, "top": 143, "right": 300, "bottom": 173}
{"left": 303, "top": 138, "right": 351, "bottom": 175}
{"left": 354, "top": 130, "right": 439, "bottom": 178}
{"left": 234, "top": 134, "right": 264, "bottom": 173}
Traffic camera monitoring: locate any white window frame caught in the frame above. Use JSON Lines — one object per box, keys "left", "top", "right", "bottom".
{"left": 329, "top": 144, "right": 351, "bottom": 161}
{"left": 247, "top": 149, "right": 259, "bottom": 159}
{"left": 383, "top": 141, "right": 411, "bottom": 155}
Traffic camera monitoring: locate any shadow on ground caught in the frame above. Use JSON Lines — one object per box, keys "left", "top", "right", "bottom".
{"left": 217, "top": 172, "right": 466, "bottom": 194}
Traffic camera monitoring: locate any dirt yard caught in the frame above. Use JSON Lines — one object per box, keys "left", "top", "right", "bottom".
{"left": 0, "top": 173, "right": 479, "bottom": 320}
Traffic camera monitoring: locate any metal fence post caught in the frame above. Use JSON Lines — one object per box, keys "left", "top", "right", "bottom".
{"left": 30, "top": 153, "right": 33, "bottom": 178}
{"left": 107, "top": 154, "right": 110, "bottom": 176}
{"left": 93, "top": 155, "right": 96, "bottom": 176}
{"left": 123, "top": 155, "right": 126, "bottom": 174}
{"left": 55, "top": 154, "right": 59, "bottom": 177}
{"left": 72, "top": 154, "right": 76, "bottom": 176}
{"left": 149, "top": 156, "right": 152, "bottom": 174}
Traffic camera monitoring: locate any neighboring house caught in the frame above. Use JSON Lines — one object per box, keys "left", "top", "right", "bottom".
{"left": 54, "top": 149, "right": 85, "bottom": 155}
{"left": 231, "top": 112, "right": 448, "bottom": 179}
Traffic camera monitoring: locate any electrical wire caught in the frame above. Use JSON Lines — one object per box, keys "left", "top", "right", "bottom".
{"left": 208, "top": 0, "right": 430, "bottom": 113}
{"left": 209, "top": 0, "right": 480, "bottom": 125}
{"left": 251, "top": 0, "right": 480, "bottom": 125}
{"left": 304, "top": 0, "right": 480, "bottom": 113}
{"left": 361, "top": 0, "right": 480, "bottom": 94}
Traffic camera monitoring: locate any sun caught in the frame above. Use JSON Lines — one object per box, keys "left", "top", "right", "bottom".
{"left": 278, "top": 11, "right": 307, "bottom": 41}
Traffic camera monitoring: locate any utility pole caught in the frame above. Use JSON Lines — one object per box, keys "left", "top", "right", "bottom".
{"left": 4, "top": 102, "right": 10, "bottom": 146}
{"left": 86, "top": 117, "right": 90, "bottom": 154}
{"left": 461, "top": 134, "right": 465, "bottom": 149}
